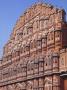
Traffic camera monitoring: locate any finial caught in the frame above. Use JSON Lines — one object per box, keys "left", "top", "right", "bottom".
{"left": 38, "top": 0, "right": 43, "bottom": 3}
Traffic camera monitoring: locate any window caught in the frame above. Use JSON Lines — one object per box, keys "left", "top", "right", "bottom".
{"left": 49, "top": 59, "right": 51, "bottom": 65}
{"left": 27, "top": 29, "right": 29, "bottom": 34}
{"left": 45, "top": 58, "right": 48, "bottom": 66}
{"left": 42, "top": 38, "right": 46, "bottom": 44}
{"left": 61, "top": 57, "right": 64, "bottom": 65}
{"left": 49, "top": 85, "right": 52, "bottom": 90}
{"left": 23, "top": 47, "right": 26, "bottom": 53}
{"left": 34, "top": 62, "right": 38, "bottom": 69}
{"left": 51, "top": 32, "right": 54, "bottom": 40}
{"left": 7, "top": 55, "right": 12, "bottom": 61}
{"left": 13, "top": 68, "right": 17, "bottom": 75}
{"left": 42, "top": 38, "right": 47, "bottom": 47}
{"left": 40, "top": 20, "right": 44, "bottom": 29}
{"left": 24, "top": 32, "right": 25, "bottom": 35}
{"left": 53, "top": 56, "right": 59, "bottom": 68}
{"left": 23, "top": 27, "right": 27, "bottom": 36}
{"left": 33, "top": 40, "right": 36, "bottom": 48}
{"left": 56, "top": 32, "right": 60, "bottom": 37}
{"left": 55, "top": 31, "right": 61, "bottom": 42}
{"left": 26, "top": 45, "right": 30, "bottom": 51}
{"left": 12, "top": 52, "right": 15, "bottom": 58}
{"left": 39, "top": 59, "right": 44, "bottom": 67}
{"left": 27, "top": 64, "right": 30, "bottom": 71}
{"left": 34, "top": 79, "right": 39, "bottom": 87}
{"left": 17, "top": 66, "right": 22, "bottom": 73}
{"left": 44, "top": 20, "right": 48, "bottom": 28}
{"left": 47, "top": 34, "right": 50, "bottom": 41}
{"left": 39, "top": 87, "right": 44, "bottom": 90}
{"left": 41, "top": 21, "right": 44, "bottom": 28}
{"left": 16, "top": 51, "right": 20, "bottom": 56}
{"left": 23, "top": 67, "right": 26, "bottom": 72}
{"left": 53, "top": 57, "right": 58, "bottom": 63}
{"left": 36, "top": 20, "right": 39, "bottom": 28}
{"left": 30, "top": 41, "right": 33, "bottom": 49}
{"left": 20, "top": 47, "right": 23, "bottom": 54}
{"left": 39, "top": 62, "right": 43, "bottom": 67}
{"left": 45, "top": 84, "right": 52, "bottom": 90}
{"left": 39, "top": 78, "right": 44, "bottom": 87}
{"left": 37, "top": 40, "right": 42, "bottom": 47}
{"left": 18, "top": 31, "right": 23, "bottom": 39}
{"left": 28, "top": 27, "right": 33, "bottom": 34}
{"left": 46, "top": 63, "right": 47, "bottom": 66}
{"left": 27, "top": 26, "right": 33, "bottom": 35}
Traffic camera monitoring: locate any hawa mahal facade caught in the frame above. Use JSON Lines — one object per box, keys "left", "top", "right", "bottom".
{"left": 0, "top": 2, "right": 67, "bottom": 90}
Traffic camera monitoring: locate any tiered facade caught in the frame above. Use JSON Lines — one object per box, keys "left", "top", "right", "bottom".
{"left": 0, "top": 2, "right": 67, "bottom": 90}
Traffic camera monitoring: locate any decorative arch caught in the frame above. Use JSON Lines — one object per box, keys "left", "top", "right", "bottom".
{"left": 8, "top": 85, "right": 15, "bottom": 90}
{"left": 27, "top": 81, "right": 33, "bottom": 90}
{"left": 45, "top": 77, "right": 52, "bottom": 90}
{"left": 15, "top": 82, "right": 26, "bottom": 90}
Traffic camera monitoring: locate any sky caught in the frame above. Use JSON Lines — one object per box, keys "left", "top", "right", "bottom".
{"left": 0, "top": 0, "right": 67, "bottom": 57}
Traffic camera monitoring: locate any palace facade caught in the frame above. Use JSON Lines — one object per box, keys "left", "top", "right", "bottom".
{"left": 0, "top": 2, "right": 67, "bottom": 90}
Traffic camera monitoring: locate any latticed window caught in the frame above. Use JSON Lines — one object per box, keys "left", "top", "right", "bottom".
{"left": 27, "top": 27, "right": 33, "bottom": 34}
{"left": 55, "top": 32, "right": 60, "bottom": 37}
{"left": 45, "top": 84, "right": 52, "bottom": 90}
{"left": 47, "top": 34, "right": 50, "bottom": 41}
{"left": 37, "top": 40, "right": 42, "bottom": 47}
{"left": 13, "top": 67, "right": 17, "bottom": 75}
{"left": 17, "top": 65, "right": 22, "bottom": 73}
{"left": 23, "top": 46, "right": 26, "bottom": 53}
{"left": 42, "top": 38, "right": 46, "bottom": 44}
{"left": 49, "top": 85, "right": 52, "bottom": 90}
{"left": 34, "top": 79, "right": 39, "bottom": 88}
{"left": 20, "top": 47, "right": 23, "bottom": 54}
{"left": 55, "top": 31, "right": 61, "bottom": 41}
{"left": 49, "top": 59, "right": 52, "bottom": 66}
{"left": 53, "top": 86, "right": 60, "bottom": 90}
{"left": 15, "top": 51, "right": 20, "bottom": 56}
{"left": 18, "top": 30, "right": 23, "bottom": 39}
{"left": 30, "top": 41, "right": 33, "bottom": 49}
{"left": 27, "top": 63, "right": 31, "bottom": 71}
{"left": 39, "top": 62, "right": 43, "bottom": 67}
{"left": 61, "top": 57, "right": 64, "bottom": 65}
{"left": 2, "top": 68, "right": 9, "bottom": 79}
{"left": 47, "top": 32, "right": 54, "bottom": 42}
{"left": 5, "top": 56, "right": 8, "bottom": 61}
{"left": 7, "top": 55, "right": 12, "bottom": 61}
{"left": 36, "top": 20, "right": 39, "bottom": 28}
{"left": 53, "top": 57, "right": 58, "bottom": 63}
{"left": 30, "top": 61, "right": 34, "bottom": 70}
{"left": 44, "top": 59, "right": 48, "bottom": 66}
{"left": 39, "top": 87, "right": 44, "bottom": 90}
{"left": 33, "top": 40, "right": 36, "bottom": 48}
{"left": 9, "top": 68, "right": 13, "bottom": 77}
{"left": 26, "top": 45, "right": 30, "bottom": 51}
{"left": 23, "top": 27, "right": 27, "bottom": 36}
{"left": 34, "top": 63, "right": 38, "bottom": 69}
{"left": 17, "top": 63, "right": 24, "bottom": 73}
{"left": 22, "top": 67, "right": 27, "bottom": 72}
{"left": 12, "top": 52, "right": 15, "bottom": 58}
{"left": 39, "top": 78, "right": 44, "bottom": 87}
{"left": 49, "top": 15, "right": 55, "bottom": 25}
{"left": 44, "top": 20, "right": 48, "bottom": 28}
{"left": 51, "top": 32, "right": 54, "bottom": 40}
{"left": 40, "top": 20, "right": 44, "bottom": 29}
{"left": 53, "top": 56, "right": 59, "bottom": 66}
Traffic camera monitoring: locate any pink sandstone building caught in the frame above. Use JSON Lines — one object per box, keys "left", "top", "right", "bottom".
{"left": 0, "top": 2, "right": 67, "bottom": 90}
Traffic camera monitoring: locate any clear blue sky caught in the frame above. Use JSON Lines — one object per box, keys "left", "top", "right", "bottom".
{"left": 0, "top": 0, "right": 67, "bottom": 57}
